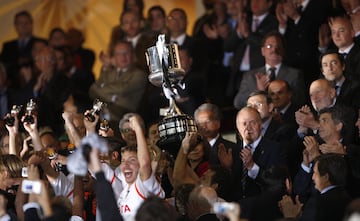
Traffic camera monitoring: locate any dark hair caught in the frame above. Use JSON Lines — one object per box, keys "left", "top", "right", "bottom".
{"left": 49, "top": 27, "right": 66, "bottom": 39}
{"left": 120, "top": 145, "right": 138, "bottom": 155}
{"left": 318, "top": 106, "right": 351, "bottom": 136}
{"left": 260, "top": 165, "right": 290, "bottom": 191}
{"left": 135, "top": 196, "right": 171, "bottom": 221}
{"left": 169, "top": 8, "right": 187, "bottom": 22}
{"left": 248, "top": 90, "right": 273, "bottom": 105}
{"left": 14, "top": 10, "right": 33, "bottom": 24}
{"left": 120, "top": 9, "right": 141, "bottom": 24}
{"left": 148, "top": 5, "right": 166, "bottom": 19}
{"left": 319, "top": 49, "right": 345, "bottom": 70}
{"left": 314, "top": 153, "right": 347, "bottom": 186}
{"left": 174, "top": 183, "right": 196, "bottom": 216}
{"left": 123, "top": 0, "right": 144, "bottom": 18}
{"left": 106, "top": 137, "right": 126, "bottom": 161}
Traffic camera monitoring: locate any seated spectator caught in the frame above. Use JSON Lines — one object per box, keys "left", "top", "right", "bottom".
{"left": 233, "top": 31, "right": 305, "bottom": 109}
{"left": 89, "top": 41, "right": 147, "bottom": 129}
{"left": 66, "top": 28, "right": 95, "bottom": 72}
{"left": 280, "top": 154, "right": 351, "bottom": 221}
{"left": 48, "top": 27, "right": 67, "bottom": 48}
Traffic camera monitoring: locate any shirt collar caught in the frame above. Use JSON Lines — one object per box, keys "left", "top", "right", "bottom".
{"left": 209, "top": 134, "right": 220, "bottom": 147}
{"left": 265, "top": 63, "right": 281, "bottom": 77}
{"left": 280, "top": 102, "right": 292, "bottom": 114}
{"left": 127, "top": 33, "right": 141, "bottom": 48}
{"left": 253, "top": 12, "right": 268, "bottom": 25}
{"left": 243, "top": 135, "right": 262, "bottom": 153}
{"left": 320, "top": 185, "right": 337, "bottom": 194}
{"left": 171, "top": 33, "right": 186, "bottom": 46}
{"left": 339, "top": 43, "right": 354, "bottom": 54}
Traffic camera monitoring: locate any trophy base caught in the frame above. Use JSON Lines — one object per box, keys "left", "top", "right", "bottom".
{"left": 157, "top": 114, "right": 197, "bottom": 157}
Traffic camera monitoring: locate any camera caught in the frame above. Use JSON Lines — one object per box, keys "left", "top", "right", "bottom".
{"left": 85, "top": 99, "right": 106, "bottom": 122}
{"left": 213, "top": 202, "right": 236, "bottom": 215}
{"left": 4, "top": 105, "right": 22, "bottom": 126}
{"left": 23, "top": 99, "right": 37, "bottom": 124}
{"left": 46, "top": 148, "right": 63, "bottom": 172}
{"left": 21, "top": 179, "right": 41, "bottom": 194}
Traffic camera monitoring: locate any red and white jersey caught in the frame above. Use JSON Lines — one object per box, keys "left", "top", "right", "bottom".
{"left": 50, "top": 172, "right": 74, "bottom": 202}
{"left": 101, "top": 163, "right": 123, "bottom": 201}
{"left": 117, "top": 174, "right": 165, "bottom": 221}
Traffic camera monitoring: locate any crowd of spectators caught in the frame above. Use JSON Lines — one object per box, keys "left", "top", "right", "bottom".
{"left": 1, "top": 0, "right": 360, "bottom": 220}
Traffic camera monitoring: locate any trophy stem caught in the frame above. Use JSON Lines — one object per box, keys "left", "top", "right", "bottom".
{"left": 167, "top": 97, "right": 183, "bottom": 116}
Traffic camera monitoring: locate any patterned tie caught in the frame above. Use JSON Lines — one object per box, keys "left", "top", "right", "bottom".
{"left": 269, "top": 67, "right": 276, "bottom": 82}
{"left": 241, "top": 145, "right": 251, "bottom": 197}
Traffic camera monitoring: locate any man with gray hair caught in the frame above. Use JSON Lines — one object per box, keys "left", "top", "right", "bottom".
{"left": 194, "top": 103, "right": 238, "bottom": 169}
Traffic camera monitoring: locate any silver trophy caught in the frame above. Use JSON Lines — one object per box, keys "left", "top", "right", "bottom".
{"left": 4, "top": 105, "right": 22, "bottom": 126}
{"left": 85, "top": 99, "right": 107, "bottom": 122}
{"left": 145, "top": 34, "right": 197, "bottom": 156}
{"left": 23, "top": 99, "right": 36, "bottom": 124}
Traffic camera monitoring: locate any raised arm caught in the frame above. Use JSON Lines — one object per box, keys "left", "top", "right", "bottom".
{"left": 22, "top": 115, "right": 44, "bottom": 151}
{"left": 173, "top": 132, "right": 200, "bottom": 188}
{"left": 128, "top": 115, "right": 151, "bottom": 181}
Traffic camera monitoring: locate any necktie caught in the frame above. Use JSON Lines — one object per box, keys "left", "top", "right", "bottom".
{"left": 340, "top": 53, "right": 348, "bottom": 59}
{"left": 241, "top": 145, "right": 251, "bottom": 197}
{"left": 269, "top": 67, "right": 276, "bottom": 82}
{"left": 252, "top": 18, "right": 259, "bottom": 32}
{"left": 335, "top": 85, "right": 340, "bottom": 96}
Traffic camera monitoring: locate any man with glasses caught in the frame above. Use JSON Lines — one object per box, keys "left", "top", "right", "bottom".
{"left": 233, "top": 31, "right": 305, "bottom": 109}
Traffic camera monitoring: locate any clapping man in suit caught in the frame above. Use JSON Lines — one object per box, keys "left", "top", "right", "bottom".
{"left": 235, "top": 107, "right": 286, "bottom": 198}
{"left": 225, "top": 0, "right": 278, "bottom": 98}
{"left": 268, "top": 79, "right": 299, "bottom": 127}
{"left": 234, "top": 31, "right": 305, "bottom": 109}
{"left": 320, "top": 49, "right": 360, "bottom": 111}
{"left": 280, "top": 154, "right": 351, "bottom": 221}
{"left": 194, "top": 103, "right": 237, "bottom": 168}
{"left": 322, "top": 15, "right": 360, "bottom": 81}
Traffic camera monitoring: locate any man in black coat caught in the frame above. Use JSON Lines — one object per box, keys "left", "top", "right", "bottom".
{"left": 0, "top": 10, "right": 45, "bottom": 88}
{"left": 235, "top": 107, "right": 286, "bottom": 198}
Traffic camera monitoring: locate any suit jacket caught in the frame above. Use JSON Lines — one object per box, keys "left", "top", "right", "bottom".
{"left": 1, "top": 36, "right": 45, "bottom": 85}
{"left": 235, "top": 137, "right": 287, "bottom": 198}
{"left": 301, "top": 187, "right": 351, "bottom": 221}
{"left": 282, "top": 0, "right": 330, "bottom": 85}
{"left": 233, "top": 64, "right": 305, "bottom": 109}
{"left": 89, "top": 66, "right": 147, "bottom": 122}
{"left": 240, "top": 188, "right": 284, "bottom": 221}
{"left": 134, "top": 33, "right": 156, "bottom": 72}
{"left": 336, "top": 78, "right": 360, "bottom": 110}
{"left": 280, "top": 103, "right": 299, "bottom": 127}
{"left": 344, "top": 43, "right": 360, "bottom": 81}
{"left": 209, "top": 135, "right": 238, "bottom": 167}
{"left": 263, "top": 117, "right": 296, "bottom": 143}
{"left": 225, "top": 13, "right": 278, "bottom": 67}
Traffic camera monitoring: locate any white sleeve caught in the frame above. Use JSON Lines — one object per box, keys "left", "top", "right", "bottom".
{"left": 135, "top": 174, "right": 165, "bottom": 199}
{"left": 50, "top": 172, "right": 74, "bottom": 202}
